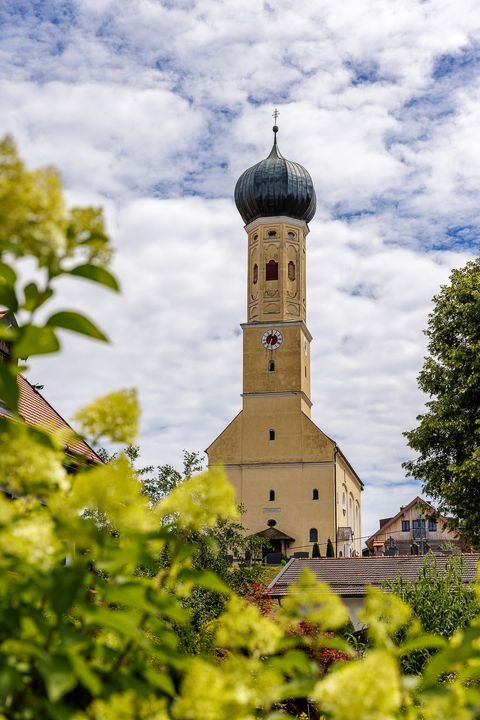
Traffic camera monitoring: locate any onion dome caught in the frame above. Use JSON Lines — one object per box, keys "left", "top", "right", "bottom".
{"left": 234, "top": 125, "right": 316, "bottom": 225}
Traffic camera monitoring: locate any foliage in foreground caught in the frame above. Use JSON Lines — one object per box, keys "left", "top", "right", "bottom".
{"left": 98, "top": 447, "right": 268, "bottom": 651}
{"left": 4, "top": 412, "right": 480, "bottom": 720}
{"left": 385, "top": 554, "right": 479, "bottom": 674}
{"left": 403, "top": 257, "right": 480, "bottom": 547}
{"left": 2, "top": 137, "right": 480, "bottom": 718}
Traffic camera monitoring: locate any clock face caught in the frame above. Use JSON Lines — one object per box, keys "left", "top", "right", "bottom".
{"left": 262, "top": 329, "right": 283, "bottom": 350}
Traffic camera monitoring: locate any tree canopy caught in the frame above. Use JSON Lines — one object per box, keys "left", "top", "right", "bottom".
{"left": 403, "top": 257, "right": 480, "bottom": 546}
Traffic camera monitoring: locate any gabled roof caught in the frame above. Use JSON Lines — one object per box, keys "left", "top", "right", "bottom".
{"left": 0, "top": 374, "right": 101, "bottom": 464}
{"left": 267, "top": 555, "right": 480, "bottom": 598}
{"left": 254, "top": 527, "right": 295, "bottom": 542}
{"left": 366, "top": 496, "right": 444, "bottom": 549}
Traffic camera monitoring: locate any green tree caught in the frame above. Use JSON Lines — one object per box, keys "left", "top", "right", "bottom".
{"left": 312, "top": 542, "right": 321, "bottom": 558}
{"left": 385, "top": 554, "right": 478, "bottom": 673}
{"left": 326, "top": 537, "right": 335, "bottom": 557}
{"left": 403, "top": 258, "right": 480, "bottom": 546}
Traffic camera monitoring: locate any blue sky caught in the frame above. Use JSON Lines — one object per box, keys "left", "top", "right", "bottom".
{"left": 1, "top": 0, "right": 479, "bottom": 539}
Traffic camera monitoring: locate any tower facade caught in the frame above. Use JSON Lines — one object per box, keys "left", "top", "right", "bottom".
{"left": 207, "top": 126, "right": 363, "bottom": 558}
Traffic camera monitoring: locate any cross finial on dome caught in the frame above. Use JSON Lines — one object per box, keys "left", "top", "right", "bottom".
{"left": 272, "top": 108, "right": 280, "bottom": 137}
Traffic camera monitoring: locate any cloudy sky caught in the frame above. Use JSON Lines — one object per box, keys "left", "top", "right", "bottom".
{"left": 1, "top": 0, "right": 479, "bottom": 541}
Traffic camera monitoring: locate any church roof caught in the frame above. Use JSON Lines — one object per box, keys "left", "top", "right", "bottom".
{"left": 234, "top": 128, "right": 316, "bottom": 226}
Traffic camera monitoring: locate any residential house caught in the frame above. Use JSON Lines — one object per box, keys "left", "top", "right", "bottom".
{"left": 365, "top": 496, "right": 463, "bottom": 556}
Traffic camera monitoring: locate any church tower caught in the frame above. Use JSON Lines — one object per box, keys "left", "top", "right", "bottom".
{"left": 207, "top": 121, "right": 363, "bottom": 558}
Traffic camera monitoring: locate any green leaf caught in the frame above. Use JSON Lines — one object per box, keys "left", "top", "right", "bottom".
{"left": 14, "top": 325, "right": 60, "bottom": 358}
{"left": 398, "top": 633, "right": 447, "bottom": 655}
{"left": 85, "top": 607, "right": 144, "bottom": 642}
{"left": 49, "top": 566, "right": 85, "bottom": 617}
{"left": 46, "top": 311, "right": 108, "bottom": 342}
{"left": 0, "top": 283, "right": 18, "bottom": 312}
{"left": 69, "top": 263, "right": 120, "bottom": 292}
{"left": 23, "top": 282, "right": 54, "bottom": 312}
{"left": 67, "top": 650, "right": 102, "bottom": 696}
{"left": 178, "top": 568, "right": 231, "bottom": 594}
{"left": 36, "top": 655, "right": 76, "bottom": 702}
{"left": 0, "top": 363, "right": 19, "bottom": 412}
{"left": 0, "top": 262, "right": 17, "bottom": 285}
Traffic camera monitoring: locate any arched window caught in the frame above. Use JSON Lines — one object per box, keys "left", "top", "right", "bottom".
{"left": 309, "top": 528, "right": 318, "bottom": 542}
{"left": 268, "top": 360, "right": 275, "bottom": 372}
{"left": 269, "top": 490, "right": 275, "bottom": 501}
{"left": 349, "top": 496, "right": 353, "bottom": 523}
{"left": 312, "top": 489, "right": 319, "bottom": 500}
{"left": 288, "top": 261, "right": 296, "bottom": 281}
{"left": 342, "top": 491, "right": 346, "bottom": 516}
{"left": 253, "top": 264, "right": 258, "bottom": 284}
{"left": 265, "top": 259, "right": 278, "bottom": 281}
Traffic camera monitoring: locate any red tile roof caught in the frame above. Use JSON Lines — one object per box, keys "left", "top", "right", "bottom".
{"left": 0, "top": 374, "right": 102, "bottom": 464}
{"left": 267, "top": 555, "right": 480, "bottom": 598}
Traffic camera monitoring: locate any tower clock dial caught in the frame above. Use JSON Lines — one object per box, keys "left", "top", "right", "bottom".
{"left": 261, "top": 329, "right": 283, "bottom": 350}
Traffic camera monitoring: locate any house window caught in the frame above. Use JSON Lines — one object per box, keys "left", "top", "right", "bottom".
{"left": 288, "top": 261, "right": 296, "bottom": 281}
{"left": 412, "top": 519, "right": 426, "bottom": 539}
{"left": 312, "top": 489, "right": 319, "bottom": 500}
{"left": 268, "top": 360, "right": 275, "bottom": 372}
{"left": 269, "top": 490, "right": 275, "bottom": 501}
{"left": 428, "top": 519, "right": 437, "bottom": 532}
{"left": 269, "top": 429, "right": 275, "bottom": 440}
{"left": 253, "top": 264, "right": 258, "bottom": 284}
{"left": 402, "top": 520, "right": 410, "bottom": 532}
{"left": 309, "top": 528, "right": 318, "bottom": 542}
{"left": 266, "top": 259, "right": 278, "bottom": 281}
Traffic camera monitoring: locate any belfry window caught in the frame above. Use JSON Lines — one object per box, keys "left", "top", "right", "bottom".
{"left": 269, "top": 490, "right": 275, "bottom": 501}
{"left": 312, "top": 489, "right": 319, "bottom": 500}
{"left": 265, "top": 259, "right": 278, "bottom": 281}
{"left": 288, "top": 261, "right": 296, "bottom": 281}
{"left": 253, "top": 264, "right": 258, "bottom": 284}
{"left": 309, "top": 528, "right": 318, "bottom": 542}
